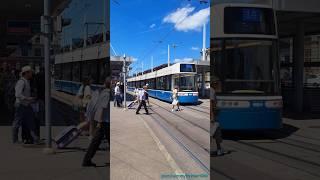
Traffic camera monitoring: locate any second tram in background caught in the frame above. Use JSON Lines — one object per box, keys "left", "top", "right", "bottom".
{"left": 211, "top": 3, "right": 283, "bottom": 130}
{"left": 128, "top": 63, "right": 199, "bottom": 104}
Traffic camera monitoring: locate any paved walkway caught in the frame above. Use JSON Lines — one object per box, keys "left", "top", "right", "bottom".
{"left": 0, "top": 91, "right": 108, "bottom": 180}
{"left": 111, "top": 104, "right": 174, "bottom": 180}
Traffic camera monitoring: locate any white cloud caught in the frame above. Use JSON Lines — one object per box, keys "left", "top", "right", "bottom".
{"left": 163, "top": 5, "right": 209, "bottom": 32}
{"left": 191, "top": 46, "right": 199, "bottom": 51}
{"left": 132, "top": 57, "right": 138, "bottom": 61}
{"left": 174, "top": 57, "right": 194, "bottom": 63}
{"left": 149, "top": 23, "right": 156, "bottom": 29}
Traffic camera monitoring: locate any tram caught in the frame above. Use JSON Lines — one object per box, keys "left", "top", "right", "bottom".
{"left": 211, "top": 3, "right": 282, "bottom": 130}
{"left": 128, "top": 63, "right": 199, "bottom": 104}
{"left": 54, "top": 41, "right": 109, "bottom": 94}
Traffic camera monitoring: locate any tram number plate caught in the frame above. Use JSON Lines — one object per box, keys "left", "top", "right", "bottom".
{"left": 252, "top": 102, "right": 263, "bottom": 107}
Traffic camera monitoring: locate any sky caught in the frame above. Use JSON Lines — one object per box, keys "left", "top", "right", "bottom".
{"left": 110, "top": 0, "right": 210, "bottom": 75}
{"left": 61, "top": 0, "right": 105, "bottom": 47}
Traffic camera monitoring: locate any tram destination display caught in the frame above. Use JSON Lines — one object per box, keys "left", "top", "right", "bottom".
{"left": 224, "top": 7, "right": 275, "bottom": 35}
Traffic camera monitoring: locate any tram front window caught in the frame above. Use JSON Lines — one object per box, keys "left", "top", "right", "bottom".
{"left": 212, "top": 39, "right": 279, "bottom": 95}
{"left": 174, "top": 75, "right": 196, "bottom": 92}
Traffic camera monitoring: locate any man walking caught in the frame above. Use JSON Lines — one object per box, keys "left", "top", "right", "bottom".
{"left": 210, "top": 80, "right": 225, "bottom": 156}
{"left": 136, "top": 86, "right": 149, "bottom": 115}
{"left": 82, "top": 77, "right": 110, "bottom": 167}
{"left": 114, "top": 82, "right": 121, "bottom": 107}
{"left": 12, "top": 66, "right": 40, "bottom": 144}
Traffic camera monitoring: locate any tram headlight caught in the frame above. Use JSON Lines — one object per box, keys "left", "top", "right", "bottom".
{"left": 265, "top": 100, "right": 283, "bottom": 108}
{"left": 217, "top": 101, "right": 250, "bottom": 108}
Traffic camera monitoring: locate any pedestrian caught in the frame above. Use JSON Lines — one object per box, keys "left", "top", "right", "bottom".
{"left": 77, "top": 77, "right": 92, "bottom": 135}
{"left": 119, "top": 82, "right": 124, "bottom": 105}
{"left": 210, "top": 79, "right": 225, "bottom": 156}
{"left": 12, "top": 66, "right": 40, "bottom": 144}
{"left": 34, "top": 68, "right": 45, "bottom": 137}
{"left": 128, "top": 87, "right": 139, "bottom": 109}
{"left": 114, "top": 82, "right": 121, "bottom": 107}
{"left": 136, "top": 86, "right": 149, "bottom": 115}
{"left": 171, "top": 86, "right": 181, "bottom": 112}
{"left": 82, "top": 77, "right": 110, "bottom": 167}
{"left": 145, "top": 84, "right": 150, "bottom": 106}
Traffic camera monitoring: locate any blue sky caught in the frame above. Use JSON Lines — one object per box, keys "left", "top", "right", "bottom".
{"left": 61, "top": 0, "right": 105, "bottom": 47}
{"left": 110, "top": 0, "right": 210, "bottom": 75}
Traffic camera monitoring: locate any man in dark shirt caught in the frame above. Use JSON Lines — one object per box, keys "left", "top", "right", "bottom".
{"left": 211, "top": 80, "right": 225, "bottom": 156}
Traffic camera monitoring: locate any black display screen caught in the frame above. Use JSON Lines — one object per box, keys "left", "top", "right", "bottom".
{"left": 180, "top": 64, "right": 196, "bottom": 72}
{"left": 224, "top": 7, "right": 275, "bottom": 35}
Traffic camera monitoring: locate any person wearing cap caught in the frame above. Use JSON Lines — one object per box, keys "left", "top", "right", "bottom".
{"left": 82, "top": 77, "right": 110, "bottom": 167}
{"left": 12, "top": 66, "right": 40, "bottom": 144}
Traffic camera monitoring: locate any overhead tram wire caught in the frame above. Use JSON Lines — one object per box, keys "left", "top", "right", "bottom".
{"left": 135, "top": 3, "right": 204, "bottom": 70}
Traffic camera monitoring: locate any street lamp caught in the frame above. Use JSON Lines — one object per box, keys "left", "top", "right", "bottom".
{"left": 123, "top": 54, "right": 127, "bottom": 109}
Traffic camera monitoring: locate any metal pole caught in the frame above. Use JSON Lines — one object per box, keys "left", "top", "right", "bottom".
{"left": 123, "top": 56, "right": 127, "bottom": 109}
{"left": 44, "top": 0, "right": 52, "bottom": 149}
{"left": 142, "top": 62, "right": 144, "bottom": 75}
{"left": 103, "top": 0, "right": 106, "bottom": 42}
{"left": 168, "top": 44, "right": 170, "bottom": 67}
{"left": 202, "top": 23, "right": 206, "bottom": 61}
{"left": 151, "top": 56, "right": 153, "bottom": 72}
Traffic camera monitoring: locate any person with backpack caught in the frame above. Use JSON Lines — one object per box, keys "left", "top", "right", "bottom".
{"left": 82, "top": 77, "right": 110, "bottom": 167}
{"left": 12, "top": 66, "right": 40, "bottom": 144}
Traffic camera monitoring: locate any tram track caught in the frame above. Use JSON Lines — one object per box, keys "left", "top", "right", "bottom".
{"left": 148, "top": 106, "right": 210, "bottom": 175}
{"left": 145, "top": 96, "right": 320, "bottom": 178}
{"left": 181, "top": 105, "right": 210, "bottom": 115}
{"left": 148, "top": 99, "right": 237, "bottom": 179}
{"left": 151, "top": 102, "right": 209, "bottom": 132}
{"left": 230, "top": 140, "right": 320, "bottom": 178}
{"left": 145, "top": 100, "right": 211, "bottom": 175}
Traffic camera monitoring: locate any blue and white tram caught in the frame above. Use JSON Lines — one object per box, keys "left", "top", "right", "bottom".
{"left": 54, "top": 43, "right": 109, "bottom": 94}
{"left": 128, "top": 63, "right": 199, "bottom": 104}
{"left": 211, "top": 3, "right": 282, "bottom": 130}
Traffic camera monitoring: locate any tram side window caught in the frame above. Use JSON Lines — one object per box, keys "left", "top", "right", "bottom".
{"left": 164, "top": 75, "right": 172, "bottom": 91}
{"left": 89, "top": 60, "right": 99, "bottom": 84}
{"left": 156, "top": 77, "right": 164, "bottom": 90}
{"left": 54, "top": 64, "right": 62, "bottom": 80}
{"left": 81, "top": 61, "right": 89, "bottom": 81}
{"left": 81, "top": 61, "right": 98, "bottom": 83}
{"left": 99, "top": 58, "right": 110, "bottom": 84}
{"left": 72, "top": 62, "right": 80, "bottom": 82}
{"left": 62, "top": 63, "right": 72, "bottom": 81}
{"left": 148, "top": 78, "right": 156, "bottom": 89}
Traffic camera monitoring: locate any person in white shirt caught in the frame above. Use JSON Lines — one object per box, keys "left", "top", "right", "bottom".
{"left": 77, "top": 77, "right": 92, "bottom": 136}
{"left": 171, "top": 86, "right": 181, "bottom": 112}
{"left": 82, "top": 77, "right": 110, "bottom": 167}
{"left": 114, "top": 82, "right": 121, "bottom": 107}
{"left": 136, "top": 86, "right": 149, "bottom": 115}
{"left": 12, "top": 66, "right": 40, "bottom": 144}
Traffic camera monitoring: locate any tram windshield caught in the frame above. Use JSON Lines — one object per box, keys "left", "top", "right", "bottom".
{"left": 174, "top": 74, "right": 196, "bottom": 92}
{"left": 212, "top": 39, "right": 280, "bottom": 95}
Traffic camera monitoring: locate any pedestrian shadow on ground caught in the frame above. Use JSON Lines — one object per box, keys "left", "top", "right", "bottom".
{"left": 221, "top": 123, "right": 299, "bottom": 141}
{"left": 55, "top": 147, "right": 108, "bottom": 154}
{"left": 54, "top": 147, "right": 87, "bottom": 154}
